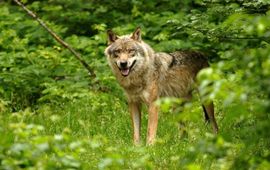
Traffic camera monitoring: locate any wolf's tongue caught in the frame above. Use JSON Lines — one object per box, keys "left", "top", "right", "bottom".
{"left": 121, "top": 68, "right": 130, "bottom": 76}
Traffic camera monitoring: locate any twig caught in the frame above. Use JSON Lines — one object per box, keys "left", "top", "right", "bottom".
{"left": 13, "top": 0, "right": 96, "bottom": 79}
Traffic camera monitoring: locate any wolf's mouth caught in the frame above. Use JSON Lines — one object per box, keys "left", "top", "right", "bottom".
{"left": 119, "top": 60, "right": 137, "bottom": 77}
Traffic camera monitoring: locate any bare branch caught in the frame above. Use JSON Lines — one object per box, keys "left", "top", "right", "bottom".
{"left": 13, "top": 0, "right": 96, "bottom": 79}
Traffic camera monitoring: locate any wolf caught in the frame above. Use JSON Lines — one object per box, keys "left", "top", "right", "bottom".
{"left": 104, "top": 27, "right": 218, "bottom": 145}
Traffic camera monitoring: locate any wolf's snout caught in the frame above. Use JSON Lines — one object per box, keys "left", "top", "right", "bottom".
{"left": 120, "top": 61, "right": 128, "bottom": 68}
{"left": 116, "top": 59, "right": 136, "bottom": 77}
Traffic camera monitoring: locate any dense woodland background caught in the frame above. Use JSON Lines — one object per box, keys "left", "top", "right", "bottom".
{"left": 0, "top": 0, "right": 270, "bottom": 169}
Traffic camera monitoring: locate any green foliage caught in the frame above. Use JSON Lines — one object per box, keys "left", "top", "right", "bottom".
{"left": 1, "top": 0, "right": 270, "bottom": 169}
{"left": 0, "top": 123, "right": 84, "bottom": 169}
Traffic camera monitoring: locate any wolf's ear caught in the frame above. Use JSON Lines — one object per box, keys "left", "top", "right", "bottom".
{"left": 131, "top": 27, "right": 141, "bottom": 42}
{"left": 107, "top": 30, "right": 118, "bottom": 45}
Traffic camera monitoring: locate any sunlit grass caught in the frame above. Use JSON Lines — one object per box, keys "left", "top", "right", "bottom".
{"left": 0, "top": 94, "right": 221, "bottom": 169}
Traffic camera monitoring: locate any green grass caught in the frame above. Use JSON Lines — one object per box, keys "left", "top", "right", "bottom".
{"left": 0, "top": 91, "right": 268, "bottom": 169}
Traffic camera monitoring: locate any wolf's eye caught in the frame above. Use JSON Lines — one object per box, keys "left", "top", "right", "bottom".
{"left": 113, "top": 49, "right": 121, "bottom": 57}
{"left": 128, "top": 49, "right": 136, "bottom": 55}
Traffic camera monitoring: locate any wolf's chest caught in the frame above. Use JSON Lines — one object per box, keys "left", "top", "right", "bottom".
{"left": 124, "top": 77, "right": 193, "bottom": 104}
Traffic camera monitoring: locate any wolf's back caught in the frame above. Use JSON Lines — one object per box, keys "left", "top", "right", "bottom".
{"left": 169, "top": 51, "right": 209, "bottom": 75}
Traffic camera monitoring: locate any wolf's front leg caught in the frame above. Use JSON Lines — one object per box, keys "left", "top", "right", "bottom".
{"left": 147, "top": 103, "right": 159, "bottom": 145}
{"left": 129, "top": 102, "right": 142, "bottom": 145}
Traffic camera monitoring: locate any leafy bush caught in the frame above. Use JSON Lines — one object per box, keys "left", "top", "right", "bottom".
{"left": 0, "top": 121, "right": 85, "bottom": 169}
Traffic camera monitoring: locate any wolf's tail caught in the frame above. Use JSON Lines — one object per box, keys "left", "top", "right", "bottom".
{"left": 202, "top": 105, "right": 210, "bottom": 122}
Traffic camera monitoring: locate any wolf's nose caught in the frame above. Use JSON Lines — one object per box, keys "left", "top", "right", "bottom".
{"left": 120, "top": 61, "right": 128, "bottom": 68}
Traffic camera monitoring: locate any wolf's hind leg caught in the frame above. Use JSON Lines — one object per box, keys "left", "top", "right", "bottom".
{"left": 202, "top": 102, "right": 218, "bottom": 134}
{"left": 178, "top": 121, "right": 188, "bottom": 138}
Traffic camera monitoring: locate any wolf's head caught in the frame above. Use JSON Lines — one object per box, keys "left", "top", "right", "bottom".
{"left": 105, "top": 27, "right": 154, "bottom": 77}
